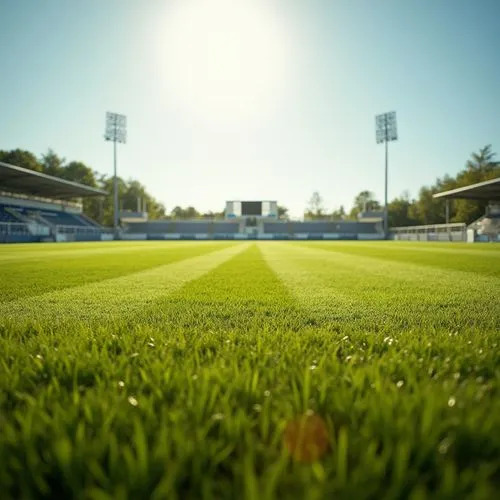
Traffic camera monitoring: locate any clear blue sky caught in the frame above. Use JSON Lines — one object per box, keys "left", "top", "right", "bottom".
{"left": 1, "top": 0, "right": 499, "bottom": 218}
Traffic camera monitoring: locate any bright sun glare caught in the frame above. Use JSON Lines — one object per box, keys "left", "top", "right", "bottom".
{"left": 164, "top": 0, "right": 292, "bottom": 124}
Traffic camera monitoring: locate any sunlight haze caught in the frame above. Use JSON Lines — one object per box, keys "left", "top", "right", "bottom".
{"left": 1, "top": 0, "right": 499, "bottom": 218}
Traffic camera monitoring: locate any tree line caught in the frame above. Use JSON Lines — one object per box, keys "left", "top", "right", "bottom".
{"left": 0, "top": 148, "right": 168, "bottom": 225}
{"left": 304, "top": 145, "right": 499, "bottom": 226}
{"left": 1, "top": 144, "right": 498, "bottom": 226}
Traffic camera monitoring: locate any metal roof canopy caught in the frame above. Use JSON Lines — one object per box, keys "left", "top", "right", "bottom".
{"left": 0, "top": 162, "right": 107, "bottom": 199}
{"left": 433, "top": 177, "right": 500, "bottom": 201}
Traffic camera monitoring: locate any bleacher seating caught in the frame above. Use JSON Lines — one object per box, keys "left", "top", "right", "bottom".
{"left": 357, "top": 222, "right": 380, "bottom": 234}
{"left": 0, "top": 204, "right": 98, "bottom": 228}
{"left": 286, "top": 221, "right": 359, "bottom": 234}
{"left": 262, "top": 220, "right": 381, "bottom": 237}
{"left": 0, "top": 206, "right": 20, "bottom": 223}
{"left": 124, "top": 218, "right": 382, "bottom": 239}
{"left": 79, "top": 213, "right": 101, "bottom": 227}
{"left": 174, "top": 222, "right": 210, "bottom": 234}
{"left": 35, "top": 210, "right": 89, "bottom": 227}
{"left": 125, "top": 220, "right": 240, "bottom": 235}
{"left": 126, "top": 222, "right": 150, "bottom": 233}
{"left": 477, "top": 214, "right": 500, "bottom": 238}
{"left": 212, "top": 222, "right": 239, "bottom": 234}
{"left": 263, "top": 222, "right": 289, "bottom": 234}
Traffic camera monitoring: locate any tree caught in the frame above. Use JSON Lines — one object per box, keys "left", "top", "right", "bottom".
{"left": 120, "top": 180, "right": 149, "bottom": 212}
{"left": 451, "top": 145, "right": 499, "bottom": 224}
{"left": 0, "top": 149, "right": 42, "bottom": 171}
{"left": 201, "top": 210, "right": 225, "bottom": 219}
{"left": 277, "top": 204, "right": 289, "bottom": 219}
{"left": 60, "top": 161, "right": 101, "bottom": 223}
{"left": 407, "top": 186, "right": 443, "bottom": 225}
{"left": 388, "top": 193, "right": 417, "bottom": 227}
{"left": 41, "top": 149, "right": 65, "bottom": 177}
{"left": 305, "top": 191, "right": 324, "bottom": 219}
{"left": 171, "top": 206, "right": 200, "bottom": 219}
{"left": 465, "top": 144, "right": 496, "bottom": 174}
{"left": 331, "top": 205, "right": 346, "bottom": 220}
{"left": 61, "top": 161, "right": 98, "bottom": 187}
{"left": 350, "top": 191, "right": 381, "bottom": 218}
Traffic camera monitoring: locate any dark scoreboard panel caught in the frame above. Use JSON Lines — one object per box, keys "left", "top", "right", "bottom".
{"left": 241, "top": 201, "right": 262, "bottom": 216}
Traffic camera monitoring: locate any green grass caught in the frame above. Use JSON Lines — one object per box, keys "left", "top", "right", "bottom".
{"left": 1, "top": 240, "right": 500, "bottom": 499}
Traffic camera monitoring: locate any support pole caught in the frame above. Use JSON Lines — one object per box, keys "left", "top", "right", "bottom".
{"left": 104, "top": 111, "right": 126, "bottom": 238}
{"left": 445, "top": 198, "right": 450, "bottom": 241}
{"left": 384, "top": 136, "right": 389, "bottom": 239}
{"left": 113, "top": 137, "right": 118, "bottom": 232}
{"left": 375, "top": 111, "right": 397, "bottom": 240}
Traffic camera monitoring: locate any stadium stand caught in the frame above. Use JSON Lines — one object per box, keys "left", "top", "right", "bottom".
{"left": 0, "top": 163, "right": 387, "bottom": 243}
{"left": 0, "top": 162, "right": 108, "bottom": 243}
{"left": 468, "top": 205, "right": 500, "bottom": 242}
{"left": 212, "top": 222, "right": 239, "bottom": 234}
{"left": 124, "top": 202, "right": 384, "bottom": 241}
{"left": 0, "top": 205, "right": 19, "bottom": 223}
{"left": 175, "top": 222, "right": 210, "bottom": 234}
{"left": 393, "top": 177, "right": 500, "bottom": 243}
{"left": 263, "top": 222, "right": 290, "bottom": 235}
{"left": 123, "top": 220, "right": 241, "bottom": 240}
{"left": 261, "top": 220, "right": 382, "bottom": 239}
{"left": 391, "top": 223, "right": 467, "bottom": 242}
{"left": 3, "top": 204, "right": 92, "bottom": 227}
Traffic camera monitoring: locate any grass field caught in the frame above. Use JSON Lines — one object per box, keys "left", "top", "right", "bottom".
{"left": 1, "top": 241, "right": 500, "bottom": 499}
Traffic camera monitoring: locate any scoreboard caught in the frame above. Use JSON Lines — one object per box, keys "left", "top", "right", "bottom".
{"left": 225, "top": 201, "right": 278, "bottom": 219}
{"left": 241, "top": 201, "right": 262, "bottom": 216}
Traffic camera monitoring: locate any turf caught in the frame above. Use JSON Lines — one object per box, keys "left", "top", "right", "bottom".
{"left": 1, "top": 241, "right": 500, "bottom": 499}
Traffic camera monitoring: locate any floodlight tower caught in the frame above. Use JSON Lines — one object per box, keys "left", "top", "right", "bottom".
{"left": 104, "top": 112, "right": 127, "bottom": 233}
{"left": 375, "top": 111, "right": 398, "bottom": 239}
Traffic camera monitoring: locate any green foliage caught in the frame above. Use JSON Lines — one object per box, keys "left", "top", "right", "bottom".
{"left": 350, "top": 191, "right": 381, "bottom": 219}
{"left": 1, "top": 142, "right": 498, "bottom": 228}
{"left": 305, "top": 191, "right": 325, "bottom": 220}
{"left": 0, "top": 148, "right": 42, "bottom": 172}
{"left": 0, "top": 148, "right": 165, "bottom": 226}
{"left": 402, "top": 145, "right": 499, "bottom": 226}
{"left": 330, "top": 205, "right": 346, "bottom": 220}
{"left": 171, "top": 206, "right": 201, "bottom": 219}
{"left": 277, "top": 205, "right": 289, "bottom": 219}
{"left": 388, "top": 192, "right": 417, "bottom": 227}
{"left": 1, "top": 241, "right": 500, "bottom": 498}
{"left": 353, "top": 145, "right": 499, "bottom": 227}
{"left": 41, "top": 148, "right": 66, "bottom": 177}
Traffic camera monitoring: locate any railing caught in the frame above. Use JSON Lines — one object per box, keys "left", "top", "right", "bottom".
{"left": 391, "top": 223, "right": 467, "bottom": 242}
{"left": 55, "top": 225, "right": 110, "bottom": 235}
{"left": 0, "top": 222, "right": 30, "bottom": 235}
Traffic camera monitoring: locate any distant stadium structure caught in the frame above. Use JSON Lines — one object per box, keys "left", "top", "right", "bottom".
{"left": 10, "top": 159, "right": 499, "bottom": 244}
{"left": 392, "top": 177, "right": 500, "bottom": 243}
{"left": 0, "top": 165, "right": 384, "bottom": 243}
{"left": 0, "top": 162, "right": 110, "bottom": 243}
{"left": 122, "top": 199, "right": 385, "bottom": 241}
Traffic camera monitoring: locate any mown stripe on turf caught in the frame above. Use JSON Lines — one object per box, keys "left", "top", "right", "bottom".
{"left": 296, "top": 241, "right": 500, "bottom": 278}
{"left": 259, "top": 242, "right": 500, "bottom": 332}
{"left": 0, "top": 241, "right": 204, "bottom": 263}
{"left": 284, "top": 242, "right": 500, "bottom": 286}
{"left": 0, "top": 242, "right": 236, "bottom": 304}
{"left": 132, "top": 243, "right": 303, "bottom": 331}
{"left": 0, "top": 243, "right": 250, "bottom": 325}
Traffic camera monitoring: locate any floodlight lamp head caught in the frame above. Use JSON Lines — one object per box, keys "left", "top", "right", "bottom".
{"left": 104, "top": 112, "right": 127, "bottom": 143}
{"left": 375, "top": 111, "right": 398, "bottom": 144}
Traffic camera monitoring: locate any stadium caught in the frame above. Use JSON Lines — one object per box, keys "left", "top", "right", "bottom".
{"left": 2, "top": 0, "right": 500, "bottom": 497}
{"left": 1, "top": 154, "right": 500, "bottom": 498}
{"left": 1, "top": 160, "right": 499, "bottom": 244}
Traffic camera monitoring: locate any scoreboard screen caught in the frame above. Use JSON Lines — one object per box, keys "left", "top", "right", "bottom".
{"left": 225, "top": 200, "right": 278, "bottom": 218}
{"left": 241, "top": 201, "right": 262, "bottom": 216}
